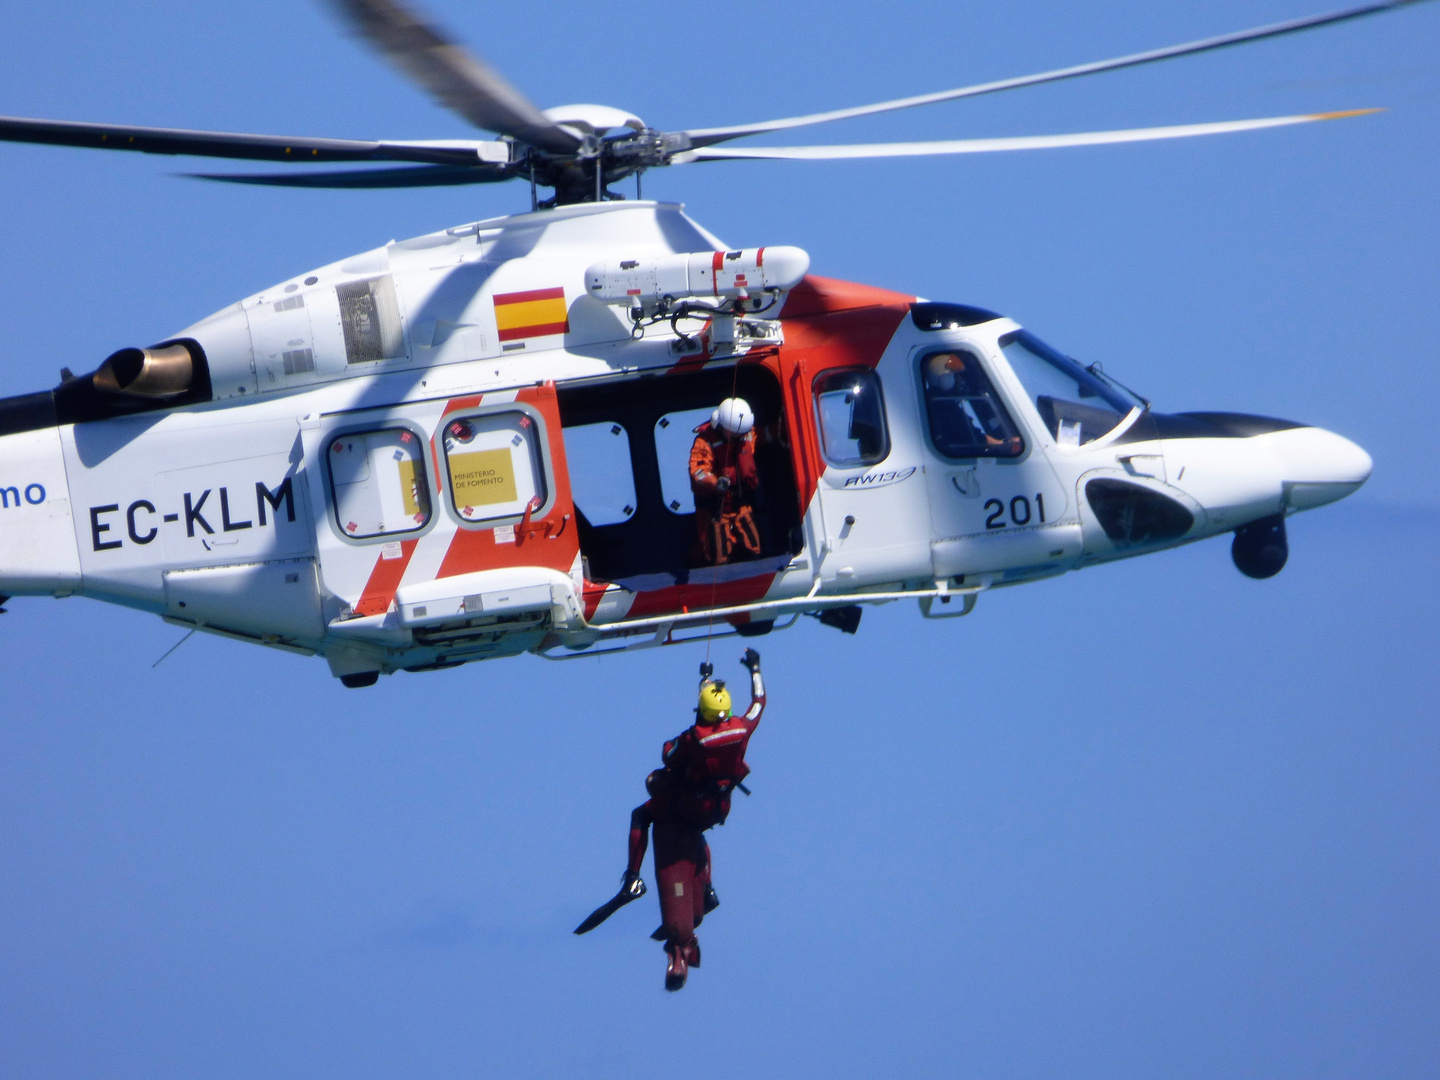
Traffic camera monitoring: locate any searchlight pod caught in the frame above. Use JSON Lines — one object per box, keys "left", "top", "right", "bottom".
{"left": 585, "top": 246, "right": 809, "bottom": 310}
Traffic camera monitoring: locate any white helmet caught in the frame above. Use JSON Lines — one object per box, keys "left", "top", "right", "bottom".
{"left": 711, "top": 397, "right": 755, "bottom": 436}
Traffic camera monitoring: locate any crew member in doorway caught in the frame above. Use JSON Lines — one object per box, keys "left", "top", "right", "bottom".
{"left": 574, "top": 649, "right": 767, "bottom": 992}
{"left": 689, "top": 397, "right": 762, "bottom": 565}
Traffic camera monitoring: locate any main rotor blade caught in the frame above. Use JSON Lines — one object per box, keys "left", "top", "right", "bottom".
{"left": 326, "top": 0, "right": 581, "bottom": 155}
{"left": 0, "top": 115, "right": 494, "bottom": 166}
{"left": 684, "top": 1, "right": 1431, "bottom": 147}
{"left": 190, "top": 163, "right": 513, "bottom": 188}
{"left": 675, "top": 110, "right": 1380, "bottom": 162}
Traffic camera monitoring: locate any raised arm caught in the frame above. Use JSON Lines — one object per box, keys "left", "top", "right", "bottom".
{"left": 740, "top": 648, "right": 765, "bottom": 725}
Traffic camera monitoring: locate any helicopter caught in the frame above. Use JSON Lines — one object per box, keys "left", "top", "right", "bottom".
{"left": 0, "top": 0, "right": 1405, "bottom": 688}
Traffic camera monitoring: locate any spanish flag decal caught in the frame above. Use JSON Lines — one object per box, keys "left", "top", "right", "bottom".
{"left": 493, "top": 287, "right": 569, "bottom": 342}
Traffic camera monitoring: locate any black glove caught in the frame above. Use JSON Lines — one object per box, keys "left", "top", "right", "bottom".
{"left": 699, "top": 661, "right": 714, "bottom": 679}
{"left": 715, "top": 476, "right": 732, "bottom": 493}
{"left": 741, "top": 648, "right": 761, "bottom": 672}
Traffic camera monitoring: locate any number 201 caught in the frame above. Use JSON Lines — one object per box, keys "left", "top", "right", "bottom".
{"left": 985, "top": 494, "right": 1046, "bottom": 530}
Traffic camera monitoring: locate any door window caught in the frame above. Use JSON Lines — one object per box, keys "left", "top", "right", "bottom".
{"left": 654, "top": 407, "right": 714, "bottom": 514}
{"left": 327, "top": 428, "right": 431, "bottom": 538}
{"left": 919, "top": 349, "right": 1024, "bottom": 459}
{"left": 442, "top": 411, "right": 548, "bottom": 523}
{"left": 562, "top": 422, "right": 636, "bottom": 526}
{"left": 813, "top": 368, "right": 890, "bottom": 467}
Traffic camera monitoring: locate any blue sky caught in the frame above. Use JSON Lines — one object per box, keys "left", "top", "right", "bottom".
{"left": 1, "top": 3, "right": 1437, "bottom": 1077}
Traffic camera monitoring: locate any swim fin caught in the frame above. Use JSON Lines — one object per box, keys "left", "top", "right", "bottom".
{"left": 574, "top": 873, "right": 646, "bottom": 935}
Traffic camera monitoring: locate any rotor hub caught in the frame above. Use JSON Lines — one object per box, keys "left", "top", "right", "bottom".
{"left": 541, "top": 104, "right": 646, "bottom": 139}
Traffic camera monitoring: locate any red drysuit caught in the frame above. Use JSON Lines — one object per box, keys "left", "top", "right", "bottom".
{"left": 627, "top": 666, "right": 766, "bottom": 958}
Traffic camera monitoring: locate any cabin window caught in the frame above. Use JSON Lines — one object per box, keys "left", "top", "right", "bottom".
{"left": 918, "top": 349, "right": 1024, "bottom": 459}
{"left": 442, "top": 410, "right": 548, "bottom": 524}
{"left": 813, "top": 368, "right": 890, "bottom": 467}
{"left": 327, "top": 428, "right": 431, "bottom": 538}
{"left": 562, "top": 422, "right": 636, "bottom": 526}
{"left": 654, "top": 407, "right": 714, "bottom": 514}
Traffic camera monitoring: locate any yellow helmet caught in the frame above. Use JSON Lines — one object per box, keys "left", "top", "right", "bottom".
{"left": 697, "top": 679, "right": 732, "bottom": 724}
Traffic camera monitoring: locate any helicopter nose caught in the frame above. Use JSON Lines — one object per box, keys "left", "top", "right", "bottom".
{"left": 1265, "top": 426, "right": 1372, "bottom": 511}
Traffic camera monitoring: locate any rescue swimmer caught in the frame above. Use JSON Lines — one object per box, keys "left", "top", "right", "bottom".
{"left": 575, "top": 648, "right": 767, "bottom": 992}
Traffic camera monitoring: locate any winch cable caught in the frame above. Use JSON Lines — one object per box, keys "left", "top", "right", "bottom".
{"left": 703, "top": 334, "right": 746, "bottom": 667}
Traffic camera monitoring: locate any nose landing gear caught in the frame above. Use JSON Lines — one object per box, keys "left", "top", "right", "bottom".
{"left": 1232, "top": 513, "right": 1288, "bottom": 579}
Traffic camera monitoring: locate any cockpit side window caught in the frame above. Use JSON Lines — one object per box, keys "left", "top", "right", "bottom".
{"left": 813, "top": 368, "right": 890, "bottom": 468}
{"left": 919, "top": 349, "right": 1024, "bottom": 460}
{"left": 999, "top": 330, "right": 1142, "bottom": 447}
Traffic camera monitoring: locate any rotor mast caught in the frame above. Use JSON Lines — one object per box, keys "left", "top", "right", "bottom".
{"left": 521, "top": 125, "right": 691, "bottom": 206}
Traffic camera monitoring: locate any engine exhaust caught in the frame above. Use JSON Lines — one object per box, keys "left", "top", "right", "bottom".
{"left": 93, "top": 343, "right": 195, "bottom": 398}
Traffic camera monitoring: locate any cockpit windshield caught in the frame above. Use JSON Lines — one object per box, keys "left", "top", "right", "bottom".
{"left": 999, "top": 330, "right": 1146, "bottom": 447}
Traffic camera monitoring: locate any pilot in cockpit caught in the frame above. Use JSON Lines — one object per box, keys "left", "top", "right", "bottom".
{"left": 922, "top": 351, "right": 1023, "bottom": 458}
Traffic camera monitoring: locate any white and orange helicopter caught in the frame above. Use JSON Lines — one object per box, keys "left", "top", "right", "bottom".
{"left": 0, "top": 0, "right": 1402, "bottom": 686}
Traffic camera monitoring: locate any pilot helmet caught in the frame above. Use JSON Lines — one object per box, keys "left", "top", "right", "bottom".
{"left": 697, "top": 679, "right": 732, "bottom": 724}
{"left": 711, "top": 397, "right": 755, "bottom": 437}
{"left": 925, "top": 352, "right": 967, "bottom": 391}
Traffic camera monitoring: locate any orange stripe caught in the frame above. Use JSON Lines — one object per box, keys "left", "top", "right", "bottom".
{"left": 354, "top": 539, "right": 418, "bottom": 616}
{"left": 433, "top": 382, "right": 580, "bottom": 583}
{"left": 441, "top": 394, "right": 484, "bottom": 418}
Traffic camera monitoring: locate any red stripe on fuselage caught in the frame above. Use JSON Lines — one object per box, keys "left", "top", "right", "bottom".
{"left": 354, "top": 539, "right": 418, "bottom": 616}
{"left": 581, "top": 581, "right": 609, "bottom": 621}
{"left": 433, "top": 384, "right": 579, "bottom": 582}
{"left": 776, "top": 275, "right": 914, "bottom": 517}
{"left": 621, "top": 575, "right": 776, "bottom": 620}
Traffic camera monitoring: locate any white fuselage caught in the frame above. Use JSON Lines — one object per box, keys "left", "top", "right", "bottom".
{"left": 0, "top": 202, "right": 1371, "bottom": 682}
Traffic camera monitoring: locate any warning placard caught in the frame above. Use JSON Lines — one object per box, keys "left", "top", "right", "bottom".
{"left": 449, "top": 448, "right": 517, "bottom": 507}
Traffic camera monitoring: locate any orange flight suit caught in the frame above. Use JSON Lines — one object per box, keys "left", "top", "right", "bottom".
{"left": 688, "top": 422, "right": 761, "bottom": 565}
